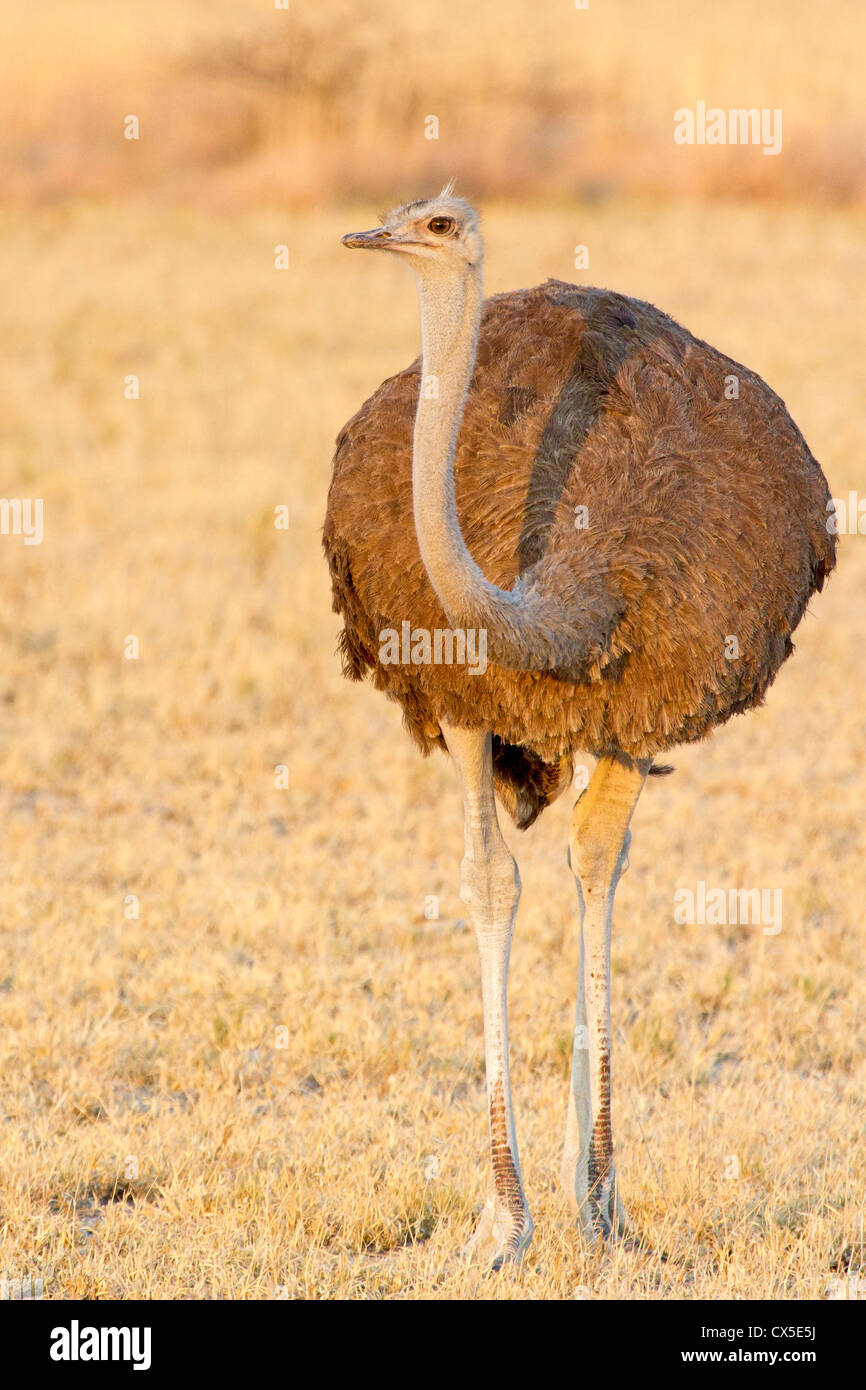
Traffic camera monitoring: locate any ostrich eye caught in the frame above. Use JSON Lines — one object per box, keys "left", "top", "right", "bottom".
{"left": 428, "top": 216, "right": 456, "bottom": 236}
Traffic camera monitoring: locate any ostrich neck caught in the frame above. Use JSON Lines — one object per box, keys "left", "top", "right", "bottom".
{"left": 413, "top": 265, "right": 508, "bottom": 629}
{"left": 411, "top": 263, "right": 577, "bottom": 676}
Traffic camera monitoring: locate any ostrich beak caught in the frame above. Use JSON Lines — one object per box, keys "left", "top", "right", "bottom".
{"left": 341, "top": 227, "right": 394, "bottom": 250}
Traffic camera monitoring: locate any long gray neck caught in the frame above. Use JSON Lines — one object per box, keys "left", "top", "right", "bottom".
{"left": 411, "top": 264, "right": 574, "bottom": 674}
{"left": 412, "top": 264, "right": 492, "bottom": 624}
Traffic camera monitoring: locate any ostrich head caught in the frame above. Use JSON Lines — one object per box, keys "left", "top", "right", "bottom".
{"left": 342, "top": 183, "right": 483, "bottom": 274}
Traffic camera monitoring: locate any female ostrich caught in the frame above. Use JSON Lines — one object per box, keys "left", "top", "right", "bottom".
{"left": 323, "top": 187, "right": 835, "bottom": 1266}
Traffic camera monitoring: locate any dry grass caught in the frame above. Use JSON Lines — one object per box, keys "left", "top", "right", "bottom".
{"left": 1, "top": 0, "right": 865, "bottom": 203}
{"left": 0, "top": 192, "right": 863, "bottom": 1298}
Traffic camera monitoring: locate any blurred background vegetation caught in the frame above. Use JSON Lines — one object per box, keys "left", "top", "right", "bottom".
{"left": 1, "top": 0, "right": 864, "bottom": 207}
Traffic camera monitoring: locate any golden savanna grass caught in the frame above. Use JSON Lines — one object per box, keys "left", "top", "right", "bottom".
{"left": 0, "top": 3, "right": 864, "bottom": 1301}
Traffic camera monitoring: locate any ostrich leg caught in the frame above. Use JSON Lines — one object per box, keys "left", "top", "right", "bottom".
{"left": 441, "top": 722, "right": 533, "bottom": 1268}
{"left": 561, "top": 753, "right": 649, "bottom": 1242}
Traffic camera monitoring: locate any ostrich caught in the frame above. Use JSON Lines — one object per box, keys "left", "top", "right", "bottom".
{"left": 323, "top": 187, "right": 835, "bottom": 1266}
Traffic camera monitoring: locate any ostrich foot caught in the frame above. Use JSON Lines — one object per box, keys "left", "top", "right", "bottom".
{"left": 562, "top": 1150, "right": 632, "bottom": 1247}
{"left": 463, "top": 1194, "right": 534, "bottom": 1270}
{"left": 581, "top": 1174, "right": 630, "bottom": 1247}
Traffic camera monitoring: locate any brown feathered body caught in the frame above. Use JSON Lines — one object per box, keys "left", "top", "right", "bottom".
{"left": 323, "top": 280, "right": 835, "bottom": 826}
